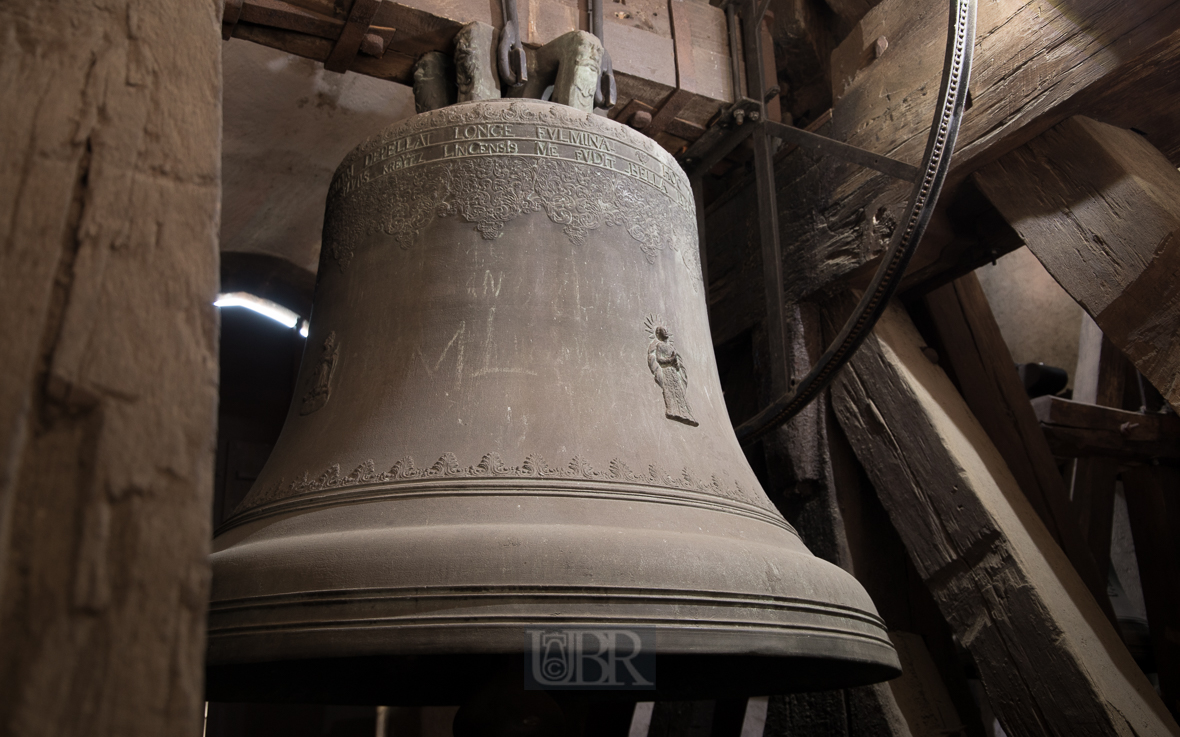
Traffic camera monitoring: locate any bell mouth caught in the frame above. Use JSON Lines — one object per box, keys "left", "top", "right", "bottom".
{"left": 207, "top": 492, "right": 900, "bottom": 702}
{"left": 206, "top": 652, "right": 900, "bottom": 705}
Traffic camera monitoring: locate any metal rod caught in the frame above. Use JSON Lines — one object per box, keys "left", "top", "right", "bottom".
{"left": 735, "top": 0, "right": 978, "bottom": 444}
{"left": 740, "top": 0, "right": 788, "bottom": 397}
{"left": 726, "top": 3, "right": 742, "bottom": 102}
{"left": 590, "top": 0, "right": 604, "bottom": 40}
{"left": 753, "top": 0, "right": 772, "bottom": 26}
{"left": 763, "top": 120, "right": 920, "bottom": 182}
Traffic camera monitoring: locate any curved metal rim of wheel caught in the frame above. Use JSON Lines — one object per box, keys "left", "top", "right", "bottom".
{"left": 734, "top": 0, "right": 978, "bottom": 445}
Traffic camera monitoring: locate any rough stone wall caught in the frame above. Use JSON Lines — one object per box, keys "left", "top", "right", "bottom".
{"left": 0, "top": 0, "right": 221, "bottom": 734}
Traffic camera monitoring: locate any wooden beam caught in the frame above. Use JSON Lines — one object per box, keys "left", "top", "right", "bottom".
{"left": 818, "top": 0, "right": 878, "bottom": 39}
{"left": 1032, "top": 396, "right": 1180, "bottom": 463}
{"left": 888, "top": 631, "right": 965, "bottom": 737}
{"left": 828, "top": 408, "right": 988, "bottom": 736}
{"left": 223, "top": 0, "right": 735, "bottom": 133}
{"left": 921, "top": 273, "right": 1116, "bottom": 625}
{"left": 717, "top": 304, "right": 915, "bottom": 737}
{"left": 830, "top": 298, "right": 1178, "bottom": 737}
{"left": 1068, "top": 315, "right": 1129, "bottom": 575}
{"left": 0, "top": 0, "right": 220, "bottom": 732}
{"left": 766, "top": 0, "right": 835, "bottom": 125}
{"left": 850, "top": 0, "right": 1180, "bottom": 293}
{"left": 705, "top": 0, "right": 1180, "bottom": 329}
{"left": 974, "top": 115, "right": 1180, "bottom": 414}
{"left": 1074, "top": 315, "right": 1129, "bottom": 410}
{"left": 1122, "top": 465, "right": 1180, "bottom": 719}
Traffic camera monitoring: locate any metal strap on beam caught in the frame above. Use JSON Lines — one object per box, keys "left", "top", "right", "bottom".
{"left": 763, "top": 120, "right": 919, "bottom": 182}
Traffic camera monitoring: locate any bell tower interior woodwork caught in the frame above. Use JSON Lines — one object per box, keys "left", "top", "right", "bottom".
{"left": 3, "top": 0, "right": 1180, "bottom": 735}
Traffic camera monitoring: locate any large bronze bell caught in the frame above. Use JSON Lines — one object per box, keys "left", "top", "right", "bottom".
{"left": 207, "top": 99, "right": 899, "bottom": 704}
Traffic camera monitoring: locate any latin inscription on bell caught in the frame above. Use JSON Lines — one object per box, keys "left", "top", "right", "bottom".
{"left": 329, "top": 107, "right": 687, "bottom": 204}
{"left": 321, "top": 102, "right": 701, "bottom": 276}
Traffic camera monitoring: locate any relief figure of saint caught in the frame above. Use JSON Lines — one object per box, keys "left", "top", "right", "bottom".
{"left": 646, "top": 316, "right": 698, "bottom": 426}
{"left": 300, "top": 331, "right": 339, "bottom": 415}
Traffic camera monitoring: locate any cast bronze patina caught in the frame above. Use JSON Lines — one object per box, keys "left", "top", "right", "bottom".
{"left": 206, "top": 100, "right": 900, "bottom": 703}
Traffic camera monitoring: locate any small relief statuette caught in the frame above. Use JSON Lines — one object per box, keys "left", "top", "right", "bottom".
{"left": 301, "top": 331, "right": 340, "bottom": 415}
{"left": 645, "top": 315, "right": 697, "bottom": 427}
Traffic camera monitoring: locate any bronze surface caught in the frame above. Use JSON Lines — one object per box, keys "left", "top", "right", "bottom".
{"left": 207, "top": 99, "right": 900, "bottom": 703}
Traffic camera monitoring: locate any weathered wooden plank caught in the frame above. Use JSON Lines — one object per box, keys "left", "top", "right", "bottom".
{"left": 1069, "top": 455, "right": 1117, "bottom": 575}
{"left": 921, "top": 273, "right": 1115, "bottom": 624}
{"left": 226, "top": 0, "right": 734, "bottom": 130}
{"left": 706, "top": 0, "right": 1180, "bottom": 322}
{"left": 1031, "top": 396, "right": 1180, "bottom": 463}
{"left": 818, "top": 0, "right": 879, "bottom": 39}
{"left": 1122, "top": 465, "right": 1180, "bottom": 719}
{"left": 845, "top": 0, "right": 1180, "bottom": 291}
{"left": 1068, "top": 314, "right": 1128, "bottom": 574}
{"left": 828, "top": 409, "right": 988, "bottom": 736}
{"left": 766, "top": 0, "right": 836, "bottom": 126}
{"left": 887, "top": 632, "right": 963, "bottom": 737}
{"left": 232, "top": 23, "right": 420, "bottom": 80}
{"left": 830, "top": 298, "right": 1178, "bottom": 737}
{"left": 974, "top": 115, "right": 1180, "bottom": 414}
{"left": 0, "top": 0, "right": 221, "bottom": 733}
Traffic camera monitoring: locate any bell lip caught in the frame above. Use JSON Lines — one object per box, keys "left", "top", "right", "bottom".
{"left": 206, "top": 650, "right": 902, "bottom": 705}
{"left": 205, "top": 616, "right": 901, "bottom": 703}
{"left": 206, "top": 618, "right": 896, "bottom": 661}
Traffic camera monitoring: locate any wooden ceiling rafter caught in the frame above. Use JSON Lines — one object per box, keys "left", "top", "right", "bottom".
{"left": 219, "top": 0, "right": 739, "bottom": 141}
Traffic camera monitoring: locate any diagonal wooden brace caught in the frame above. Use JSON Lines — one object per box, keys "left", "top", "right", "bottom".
{"left": 222, "top": 0, "right": 244, "bottom": 40}
{"left": 325, "top": 0, "right": 381, "bottom": 73}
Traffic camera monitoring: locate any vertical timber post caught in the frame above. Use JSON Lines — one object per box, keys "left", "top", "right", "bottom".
{"left": 0, "top": 0, "right": 222, "bottom": 733}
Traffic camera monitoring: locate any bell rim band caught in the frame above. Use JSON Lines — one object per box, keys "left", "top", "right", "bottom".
{"left": 215, "top": 475, "right": 800, "bottom": 537}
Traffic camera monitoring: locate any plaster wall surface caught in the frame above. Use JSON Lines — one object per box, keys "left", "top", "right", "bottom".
{"left": 976, "top": 246, "right": 1085, "bottom": 390}
{"left": 222, "top": 41, "right": 415, "bottom": 274}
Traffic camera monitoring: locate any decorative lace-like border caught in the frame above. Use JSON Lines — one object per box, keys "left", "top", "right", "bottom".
{"left": 237, "top": 451, "right": 775, "bottom": 514}
{"left": 321, "top": 100, "right": 699, "bottom": 280}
